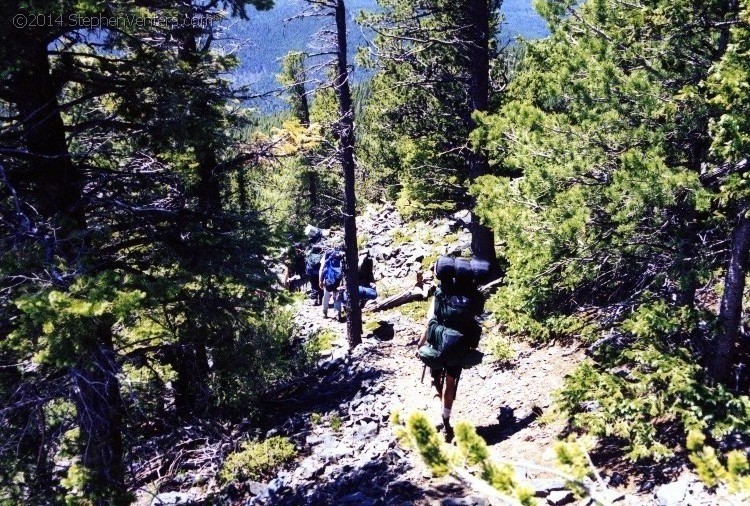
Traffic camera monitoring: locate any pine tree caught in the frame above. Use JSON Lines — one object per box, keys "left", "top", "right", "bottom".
{"left": 278, "top": 51, "right": 321, "bottom": 220}
{"left": 0, "top": 1, "right": 279, "bottom": 502}
{"left": 359, "top": 0, "right": 506, "bottom": 269}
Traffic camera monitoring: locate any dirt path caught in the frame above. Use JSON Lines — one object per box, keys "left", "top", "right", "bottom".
{"left": 242, "top": 205, "right": 714, "bottom": 506}
{"left": 242, "top": 204, "right": 601, "bottom": 505}
{"left": 246, "top": 292, "right": 586, "bottom": 506}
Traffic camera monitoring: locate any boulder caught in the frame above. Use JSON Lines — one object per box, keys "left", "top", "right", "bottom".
{"left": 547, "top": 489, "right": 575, "bottom": 505}
{"left": 295, "top": 459, "right": 324, "bottom": 481}
{"left": 247, "top": 480, "right": 266, "bottom": 496}
{"left": 655, "top": 475, "right": 692, "bottom": 506}
{"left": 355, "top": 421, "right": 379, "bottom": 439}
{"left": 151, "top": 492, "right": 192, "bottom": 505}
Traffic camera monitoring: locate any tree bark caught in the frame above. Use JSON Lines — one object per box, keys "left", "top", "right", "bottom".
{"left": 9, "top": 32, "right": 127, "bottom": 502}
{"left": 71, "top": 320, "right": 127, "bottom": 505}
{"left": 13, "top": 37, "right": 85, "bottom": 235}
{"left": 171, "top": 8, "right": 218, "bottom": 415}
{"left": 466, "top": 0, "right": 499, "bottom": 273}
{"left": 709, "top": 206, "right": 750, "bottom": 384}
{"left": 287, "top": 55, "right": 320, "bottom": 220}
{"left": 334, "top": 0, "right": 362, "bottom": 347}
{"left": 674, "top": 203, "right": 699, "bottom": 307}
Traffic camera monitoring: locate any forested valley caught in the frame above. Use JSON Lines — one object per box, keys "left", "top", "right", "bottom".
{"left": 1, "top": 1, "right": 749, "bottom": 505}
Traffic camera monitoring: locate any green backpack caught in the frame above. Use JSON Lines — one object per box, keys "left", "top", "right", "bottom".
{"left": 417, "top": 319, "right": 470, "bottom": 368}
{"left": 417, "top": 321, "right": 484, "bottom": 369}
{"left": 418, "top": 286, "right": 483, "bottom": 369}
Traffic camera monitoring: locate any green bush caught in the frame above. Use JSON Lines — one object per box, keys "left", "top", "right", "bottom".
{"left": 330, "top": 413, "right": 343, "bottom": 432}
{"left": 483, "top": 331, "right": 516, "bottom": 364}
{"left": 219, "top": 436, "right": 297, "bottom": 483}
{"left": 304, "top": 328, "right": 337, "bottom": 358}
{"left": 557, "top": 342, "right": 750, "bottom": 461}
{"left": 212, "top": 308, "right": 303, "bottom": 418}
{"left": 687, "top": 430, "right": 750, "bottom": 495}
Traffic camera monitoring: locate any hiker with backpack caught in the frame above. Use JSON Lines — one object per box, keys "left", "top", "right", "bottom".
{"left": 416, "top": 256, "right": 488, "bottom": 440}
{"left": 357, "top": 249, "right": 378, "bottom": 308}
{"left": 305, "top": 245, "right": 324, "bottom": 305}
{"left": 319, "top": 248, "right": 346, "bottom": 320}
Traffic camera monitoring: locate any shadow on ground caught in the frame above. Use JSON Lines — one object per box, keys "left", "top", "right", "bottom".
{"left": 366, "top": 321, "right": 396, "bottom": 341}
{"left": 275, "top": 450, "right": 450, "bottom": 505}
{"left": 474, "top": 405, "right": 540, "bottom": 445}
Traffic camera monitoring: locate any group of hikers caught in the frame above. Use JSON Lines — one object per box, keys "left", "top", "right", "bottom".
{"left": 291, "top": 224, "right": 491, "bottom": 440}
{"left": 301, "top": 225, "right": 378, "bottom": 321}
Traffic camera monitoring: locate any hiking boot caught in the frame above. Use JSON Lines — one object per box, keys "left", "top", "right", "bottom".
{"left": 443, "top": 417, "right": 454, "bottom": 443}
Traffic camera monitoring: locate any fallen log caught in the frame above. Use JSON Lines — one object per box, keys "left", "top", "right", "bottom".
{"left": 367, "top": 272, "right": 432, "bottom": 312}
{"left": 366, "top": 284, "right": 431, "bottom": 312}
{"left": 479, "top": 277, "right": 503, "bottom": 295}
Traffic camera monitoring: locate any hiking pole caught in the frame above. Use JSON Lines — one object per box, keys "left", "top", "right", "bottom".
{"left": 421, "top": 363, "right": 427, "bottom": 384}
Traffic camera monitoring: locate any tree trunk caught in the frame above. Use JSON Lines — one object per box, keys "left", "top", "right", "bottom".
{"left": 288, "top": 60, "right": 319, "bottom": 221}
{"left": 308, "top": 169, "right": 319, "bottom": 220}
{"left": 709, "top": 207, "right": 750, "bottom": 384}
{"left": 674, "top": 203, "right": 699, "bottom": 307}
{"left": 172, "top": 11, "right": 217, "bottom": 415}
{"left": 13, "top": 38, "right": 85, "bottom": 236}
{"left": 10, "top": 34, "right": 127, "bottom": 502}
{"left": 334, "top": 0, "right": 362, "bottom": 347}
{"left": 177, "top": 13, "right": 222, "bottom": 214}
{"left": 71, "top": 320, "right": 127, "bottom": 505}
{"left": 466, "top": 0, "right": 499, "bottom": 272}
{"left": 367, "top": 278, "right": 431, "bottom": 312}
{"left": 170, "top": 342, "right": 212, "bottom": 419}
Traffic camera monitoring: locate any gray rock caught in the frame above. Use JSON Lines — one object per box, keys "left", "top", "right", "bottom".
{"left": 306, "top": 434, "right": 324, "bottom": 446}
{"left": 453, "top": 209, "right": 471, "bottom": 222}
{"left": 332, "top": 348, "right": 348, "bottom": 361}
{"left": 440, "top": 497, "right": 488, "bottom": 506}
{"left": 655, "top": 475, "right": 692, "bottom": 506}
{"left": 596, "top": 489, "right": 625, "bottom": 504}
{"left": 547, "top": 489, "right": 574, "bottom": 505}
{"left": 355, "top": 421, "right": 379, "bottom": 439}
{"left": 151, "top": 492, "right": 192, "bottom": 505}
{"left": 247, "top": 480, "right": 265, "bottom": 496}
{"left": 319, "top": 444, "right": 353, "bottom": 462}
{"left": 447, "top": 240, "right": 471, "bottom": 255}
{"left": 295, "top": 459, "right": 324, "bottom": 481}
{"left": 340, "top": 491, "right": 377, "bottom": 505}
{"left": 266, "top": 477, "right": 286, "bottom": 494}
{"left": 531, "top": 478, "right": 567, "bottom": 497}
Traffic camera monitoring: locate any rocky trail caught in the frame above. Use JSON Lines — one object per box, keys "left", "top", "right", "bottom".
{"left": 205, "top": 205, "right": 717, "bottom": 506}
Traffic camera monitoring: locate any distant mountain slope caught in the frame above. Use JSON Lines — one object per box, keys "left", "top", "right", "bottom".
{"left": 501, "top": 0, "right": 549, "bottom": 40}
{"left": 221, "top": 0, "right": 548, "bottom": 108}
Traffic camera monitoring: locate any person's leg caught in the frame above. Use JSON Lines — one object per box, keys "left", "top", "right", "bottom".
{"left": 441, "top": 368, "right": 461, "bottom": 441}
{"left": 430, "top": 369, "right": 444, "bottom": 398}
{"left": 322, "top": 288, "right": 331, "bottom": 316}
{"left": 309, "top": 274, "right": 320, "bottom": 304}
{"left": 443, "top": 374, "right": 457, "bottom": 412}
{"left": 334, "top": 289, "right": 343, "bottom": 320}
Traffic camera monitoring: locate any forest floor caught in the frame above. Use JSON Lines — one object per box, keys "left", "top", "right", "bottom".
{"left": 160, "top": 204, "right": 717, "bottom": 506}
